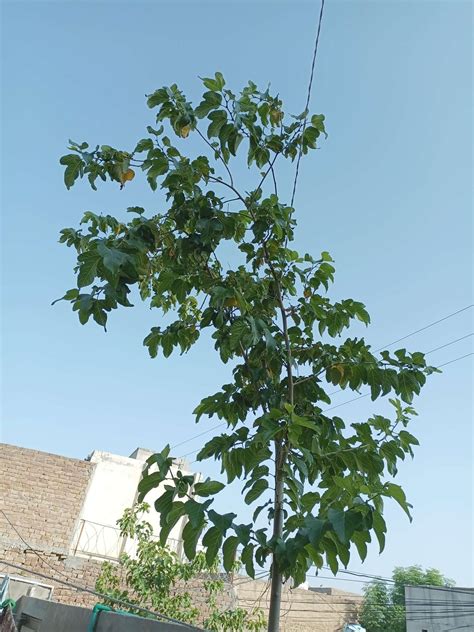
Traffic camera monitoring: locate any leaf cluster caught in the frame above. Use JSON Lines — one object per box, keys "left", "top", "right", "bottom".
{"left": 96, "top": 503, "right": 265, "bottom": 631}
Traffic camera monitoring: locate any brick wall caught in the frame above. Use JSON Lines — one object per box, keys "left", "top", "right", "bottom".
{"left": 0, "top": 443, "right": 94, "bottom": 554}
{"left": 234, "top": 578, "right": 362, "bottom": 632}
{"left": 0, "top": 548, "right": 103, "bottom": 608}
{"left": 0, "top": 443, "right": 102, "bottom": 608}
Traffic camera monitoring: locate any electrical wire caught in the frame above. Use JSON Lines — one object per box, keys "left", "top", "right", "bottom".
{"left": 290, "top": 0, "right": 326, "bottom": 207}
{"left": 2, "top": 534, "right": 470, "bottom": 620}
{"left": 179, "top": 349, "right": 473, "bottom": 466}
{"left": 172, "top": 305, "right": 473, "bottom": 458}
{"left": 0, "top": 510, "right": 270, "bottom": 618}
{"left": 374, "top": 305, "right": 473, "bottom": 352}
{"left": 425, "top": 333, "right": 473, "bottom": 355}
{"left": 0, "top": 559, "right": 199, "bottom": 629}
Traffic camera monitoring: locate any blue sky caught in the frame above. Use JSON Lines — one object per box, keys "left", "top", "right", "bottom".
{"left": 1, "top": 0, "right": 472, "bottom": 591}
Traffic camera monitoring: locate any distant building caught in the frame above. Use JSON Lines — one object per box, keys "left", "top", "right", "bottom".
{"left": 405, "top": 585, "right": 474, "bottom": 632}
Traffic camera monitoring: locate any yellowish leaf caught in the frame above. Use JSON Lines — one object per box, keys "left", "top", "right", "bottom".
{"left": 224, "top": 297, "right": 238, "bottom": 308}
{"left": 180, "top": 125, "right": 191, "bottom": 139}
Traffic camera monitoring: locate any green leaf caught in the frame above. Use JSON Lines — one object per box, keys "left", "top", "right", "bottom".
{"left": 240, "top": 543, "right": 255, "bottom": 578}
{"left": 137, "top": 471, "right": 165, "bottom": 501}
{"left": 60, "top": 154, "right": 83, "bottom": 189}
{"left": 97, "top": 242, "right": 131, "bottom": 275}
{"left": 352, "top": 530, "right": 369, "bottom": 562}
{"left": 185, "top": 498, "right": 211, "bottom": 529}
{"left": 222, "top": 535, "right": 240, "bottom": 572}
{"left": 328, "top": 509, "right": 363, "bottom": 544}
{"left": 372, "top": 511, "right": 387, "bottom": 553}
{"left": 134, "top": 138, "right": 154, "bottom": 153}
{"left": 182, "top": 520, "right": 202, "bottom": 560}
{"left": 202, "top": 525, "right": 223, "bottom": 566}
{"left": 244, "top": 479, "right": 269, "bottom": 505}
{"left": 77, "top": 250, "right": 100, "bottom": 288}
{"left": 292, "top": 414, "right": 318, "bottom": 431}
{"left": 301, "top": 492, "right": 320, "bottom": 512}
{"left": 160, "top": 501, "right": 186, "bottom": 545}
{"left": 214, "top": 72, "right": 225, "bottom": 89}
{"left": 305, "top": 517, "right": 326, "bottom": 549}
{"left": 325, "top": 539, "right": 339, "bottom": 575}
{"left": 311, "top": 114, "right": 327, "bottom": 137}
{"left": 228, "top": 131, "right": 243, "bottom": 156}
{"left": 51, "top": 288, "right": 79, "bottom": 305}
{"left": 154, "top": 489, "right": 174, "bottom": 517}
{"left": 194, "top": 479, "right": 225, "bottom": 497}
{"left": 207, "top": 510, "right": 236, "bottom": 533}
{"left": 385, "top": 483, "right": 412, "bottom": 520}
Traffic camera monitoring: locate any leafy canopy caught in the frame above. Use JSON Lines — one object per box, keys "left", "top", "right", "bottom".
{"left": 58, "top": 73, "right": 436, "bottom": 589}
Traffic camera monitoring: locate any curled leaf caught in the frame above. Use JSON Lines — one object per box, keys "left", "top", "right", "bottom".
{"left": 120, "top": 168, "right": 135, "bottom": 189}
{"left": 180, "top": 125, "right": 191, "bottom": 138}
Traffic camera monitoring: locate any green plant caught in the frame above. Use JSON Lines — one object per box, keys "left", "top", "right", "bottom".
{"left": 58, "top": 73, "right": 436, "bottom": 631}
{"left": 96, "top": 503, "right": 265, "bottom": 631}
{"left": 359, "top": 565, "right": 454, "bottom": 632}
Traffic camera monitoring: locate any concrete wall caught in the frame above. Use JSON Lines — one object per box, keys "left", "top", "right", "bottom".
{"left": 405, "top": 585, "right": 474, "bottom": 632}
{"left": 73, "top": 448, "right": 196, "bottom": 560}
{"left": 14, "top": 597, "right": 205, "bottom": 631}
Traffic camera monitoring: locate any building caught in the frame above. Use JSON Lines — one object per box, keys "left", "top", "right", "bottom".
{"left": 72, "top": 447, "right": 196, "bottom": 561}
{"left": 0, "top": 443, "right": 194, "bottom": 608}
{"left": 405, "top": 585, "right": 474, "bottom": 632}
{"left": 0, "top": 442, "right": 363, "bottom": 631}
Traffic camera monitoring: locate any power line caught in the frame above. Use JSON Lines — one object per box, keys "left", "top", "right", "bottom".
{"left": 235, "top": 570, "right": 472, "bottom": 617}
{"left": 374, "top": 304, "right": 473, "bottom": 352}
{"left": 323, "top": 351, "right": 473, "bottom": 414}
{"left": 425, "top": 332, "right": 473, "bottom": 355}
{"left": 172, "top": 424, "right": 225, "bottom": 451}
{"left": 437, "top": 352, "right": 473, "bottom": 368}
{"left": 0, "top": 559, "right": 198, "bottom": 629}
{"left": 1, "top": 510, "right": 79, "bottom": 586}
{"left": 173, "top": 307, "right": 473, "bottom": 458}
{"left": 327, "top": 307, "right": 473, "bottom": 398}
{"left": 172, "top": 2, "right": 329, "bottom": 460}
{"left": 290, "top": 0, "right": 326, "bottom": 208}
{"left": 178, "top": 347, "right": 472, "bottom": 458}
{"left": 319, "top": 566, "right": 393, "bottom": 584}
{"left": 1, "top": 509, "right": 270, "bottom": 619}
{"left": 2, "top": 545, "right": 468, "bottom": 620}
{"left": 180, "top": 350, "right": 473, "bottom": 466}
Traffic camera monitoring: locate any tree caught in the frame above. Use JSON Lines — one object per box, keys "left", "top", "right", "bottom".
{"left": 96, "top": 503, "right": 265, "bottom": 631}
{"left": 57, "top": 73, "right": 436, "bottom": 632}
{"left": 359, "top": 565, "right": 454, "bottom": 632}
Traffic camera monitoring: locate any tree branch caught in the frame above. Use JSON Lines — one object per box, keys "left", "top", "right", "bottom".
{"left": 196, "top": 128, "right": 235, "bottom": 187}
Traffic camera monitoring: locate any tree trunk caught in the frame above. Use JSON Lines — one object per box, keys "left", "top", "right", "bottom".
{"left": 267, "top": 443, "right": 285, "bottom": 632}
